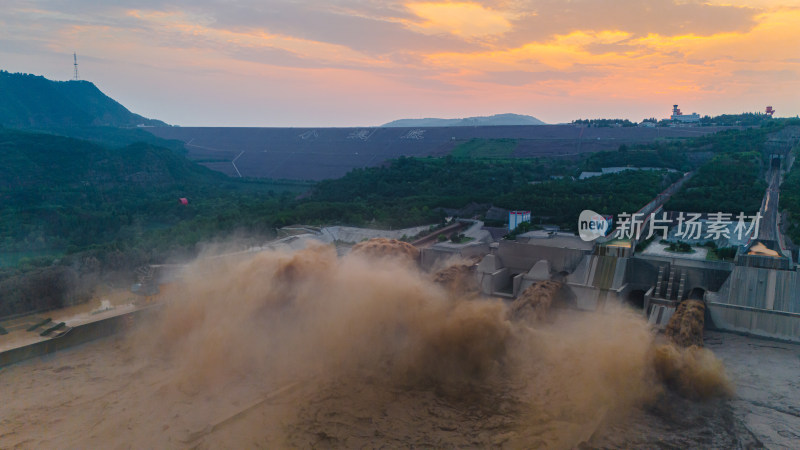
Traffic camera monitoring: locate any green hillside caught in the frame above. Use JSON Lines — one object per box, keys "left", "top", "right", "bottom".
{"left": 0, "top": 129, "right": 206, "bottom": 191}
{"left": 0, "top": 126, "right": 318, "bottom": 315}
{"left": 0, "top": 128, "right": 291, "bottom": 254}
{"left": 0, "top": 71, "right": 167, "bottom": 128}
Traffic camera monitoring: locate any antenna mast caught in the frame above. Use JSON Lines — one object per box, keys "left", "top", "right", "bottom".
{"left": 73, "top": 52, "right": 79, "bottom": 81}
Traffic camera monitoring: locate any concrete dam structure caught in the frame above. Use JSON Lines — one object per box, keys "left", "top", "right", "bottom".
{"left": 442, "top": 232, "right": 800, "bottom": 342}
{"left": 449, "top": 128, "right": 800, "bottom": 342}
{"left": 147, "top": 125, "right": 735, "bottom": 180}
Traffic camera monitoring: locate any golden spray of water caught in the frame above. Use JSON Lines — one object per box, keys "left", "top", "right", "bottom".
{"left": 126, "top": 240, "right": 732, "bottom": 447}
{"left": 656, "top": 299, "right": 733, "bottom": 399}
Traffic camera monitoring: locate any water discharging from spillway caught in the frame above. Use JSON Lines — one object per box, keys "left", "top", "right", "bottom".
{"left": 651, "top": 298, "right": 733, "bottom": 400}
{"left": 121, "top": 241, "right": 735, "bottom": 447}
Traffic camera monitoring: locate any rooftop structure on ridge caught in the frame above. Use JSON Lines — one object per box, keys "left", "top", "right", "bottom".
{"left": 671, "top": 104, "right": 700, "bottom": 123}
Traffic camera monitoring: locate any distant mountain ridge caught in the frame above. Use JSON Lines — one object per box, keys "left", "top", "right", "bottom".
{"left": 0, "top": 71, "right": 167, "bottom": 128}
{"left": 381, "top": 113, "right": 545, "bottom": 127}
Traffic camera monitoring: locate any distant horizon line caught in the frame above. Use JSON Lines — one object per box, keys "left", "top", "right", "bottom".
{"left": 2, "top": 70, "right": 789, "bottom": 127}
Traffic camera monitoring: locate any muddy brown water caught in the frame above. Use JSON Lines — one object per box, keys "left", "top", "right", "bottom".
{"left": 1, "top": 245, "right": 797, "bottom": 449}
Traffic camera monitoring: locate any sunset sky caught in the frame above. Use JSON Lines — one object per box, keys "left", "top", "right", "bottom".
{"left": 1, "top": 0, "right": 798, "bottom": 126}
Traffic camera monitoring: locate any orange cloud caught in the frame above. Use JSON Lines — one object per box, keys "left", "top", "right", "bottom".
{"left": 424, "top": 30, "right": 638, "bottom": 71}
{"left": 124, "top": 9, "right": 390, "bottom": 69}
{"left": 405, "top": 2, "right": 514, "bottom": 38}
{"left": 418, "top": 7, "right": 800, "bottom": 101}
{"left": 631, "top": 9, "right": 800, "bottom": 62}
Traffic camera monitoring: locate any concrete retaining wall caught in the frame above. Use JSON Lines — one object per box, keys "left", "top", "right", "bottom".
{"left": 0, "top": 306, "right": 159, "bottom": 368}
{"left": 496, "top": 241, "right": 587, "bottom": 274}
{"left": 708, "top": 302, "right": 800, "bottom": 343}
{"left": 721, "top": 266, "right": 800, "bottom": 313}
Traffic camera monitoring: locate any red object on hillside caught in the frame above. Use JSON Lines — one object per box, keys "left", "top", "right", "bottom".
{"left": 179, "top": 198, "right": 189, "bottom": 205}
{"left": 766, "top": 106, "right": 775, "bottom": 116}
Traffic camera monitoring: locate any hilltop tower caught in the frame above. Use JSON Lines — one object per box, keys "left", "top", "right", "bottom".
{"left": 73, "top": 52, "right": 79, "bottom": 81}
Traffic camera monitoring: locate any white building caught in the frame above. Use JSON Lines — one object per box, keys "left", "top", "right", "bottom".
{"left": 670, "top": 104, "right": 700, "bottom": 123}
{"left": 509, "top": 211, "right": 531, "bottom": 231}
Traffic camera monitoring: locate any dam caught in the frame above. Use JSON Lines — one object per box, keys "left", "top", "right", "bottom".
{"left": 426, "top": 159, "right": 800, "bottom": 342}
{"left": 446, "top": 230, "right": 800, "bottom": 342}
{"left": 448, "top": 133, "right": 800, "bottom": 342}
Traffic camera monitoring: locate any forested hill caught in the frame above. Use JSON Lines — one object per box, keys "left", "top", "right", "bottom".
{"left": 0, "top": 128, "right": 240, "bottom": 253}
{"left": 0, "top": 71, "right": 167, "bottom": 128}
{"left": 0, "top": 127, "right": 294, "bottom": 316}
{"left": 0, "top": 128, "right": 219, "bottom": 192}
